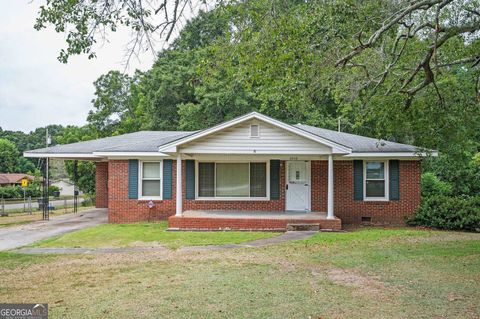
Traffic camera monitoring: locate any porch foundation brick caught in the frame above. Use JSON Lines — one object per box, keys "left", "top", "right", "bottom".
{"left": 95, "top": 162, "right": 108, "bottom": 208}
{"left": 168, "top": 216, "right": 342, "bottom": 231}
{"left": 311, "top": 160, "right": 421, "bottom": 225}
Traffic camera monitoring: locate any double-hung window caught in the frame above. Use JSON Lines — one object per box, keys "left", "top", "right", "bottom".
{"left": 140, "top": 161, "right": 162, "bottom": 198}
{"left": 364, "top": 161, "right": 388, "bottom": 200}
{"left": 197, "top": 162, "right": 267, "bottom": 199}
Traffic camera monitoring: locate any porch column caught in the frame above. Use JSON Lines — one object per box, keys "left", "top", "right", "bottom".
{"left": 327, "top": 154, "right": 334, "bottom": 219}
{"left": 176, "top": 153, "right": 182, "bottom": 216}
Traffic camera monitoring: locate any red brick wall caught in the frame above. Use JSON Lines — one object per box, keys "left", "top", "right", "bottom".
{"left": 311, "top": 160, "right": 421, "bottom": 225}
{"left": 95, "top": 162, "right": 108, "bottom": 208}
{"left": 105, "top": 159, "right": 420, "bottom": 225}
{"left": 107, "top": 160, "right": 176, "bottom": 223}
{"left": 183, "top": 160, "right": 286, "bottom": 211}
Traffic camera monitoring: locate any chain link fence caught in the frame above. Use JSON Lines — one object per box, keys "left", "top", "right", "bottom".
{"left": 0, "top": 195, "right": 93, "bottom": 217}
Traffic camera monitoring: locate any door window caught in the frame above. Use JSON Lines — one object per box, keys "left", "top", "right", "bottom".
{"left": 288, "top": 162, "right": 307, "bottom": 183}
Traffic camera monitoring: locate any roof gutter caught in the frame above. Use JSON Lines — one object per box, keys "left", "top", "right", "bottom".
{"left": 23, "top": 152, "right": 102, "bottom": 159}
{"left": 342, "top": 151, "right": 438, "bottom": 158}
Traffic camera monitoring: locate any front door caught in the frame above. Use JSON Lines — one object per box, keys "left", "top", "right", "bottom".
{"left": 286, "top": 161, "right": 310, "bottom": 211}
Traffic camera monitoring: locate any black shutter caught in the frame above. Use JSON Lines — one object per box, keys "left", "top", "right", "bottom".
{"left": 353, "top": 160, "right": 363, "bottom": 201}
{"left": 128, "top": 159, "right": 138, "bottom": 199}
{"left": 270, "top": 160, "right": 281, "bottom": 200}
{"left": 389, "top": 160, "right": 400, "bottom": 200}
{"left": 162, "top": 159, "right": 172, "bottom": 199}
{"left": 185, "top": 160, "right": 195, "bottom": 199}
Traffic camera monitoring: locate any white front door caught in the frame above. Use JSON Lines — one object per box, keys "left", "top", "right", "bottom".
{"left": 286, "top": 161, "right": 311, "bottom": 211}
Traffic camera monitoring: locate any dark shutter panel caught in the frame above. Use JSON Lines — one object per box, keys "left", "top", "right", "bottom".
{"left": 162, "top": 159, "right": 172, "bottom": 199}
{"left": 128, "top": 159, "right": 138, "bottom": 199}
{"left": 389, "top": 160, "right": 400, "bottom": 200}
{"left": 353, "top": 160, "right": 363, "bottom": 201}
{"left": 270, "top": 160, "right": 281, "bottom": 200}
{"left": 185, "top": 160, "right": 195, "bottom": 199}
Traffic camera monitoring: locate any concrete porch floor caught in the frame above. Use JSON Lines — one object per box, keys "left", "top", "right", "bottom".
{"left": 168, "top": 210, "right": 342, "bottom": 231}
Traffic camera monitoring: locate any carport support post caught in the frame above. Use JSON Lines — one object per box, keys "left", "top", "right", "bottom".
{"left": 327, "top": 154, "right": 334, "bottom": 219}
{"left": 176, "top": 153, "right": 182, "bottom": 216}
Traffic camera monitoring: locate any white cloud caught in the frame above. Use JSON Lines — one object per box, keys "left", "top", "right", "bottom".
{"left": 0, "top": 0, "right": 155, "bottom": 133}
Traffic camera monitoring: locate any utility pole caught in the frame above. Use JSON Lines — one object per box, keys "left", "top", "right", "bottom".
{"left": 337, "top": 117, "right": 341, "bottom": 132}
{"left": 44, "top": 128, "right": 51, "bottom": 220}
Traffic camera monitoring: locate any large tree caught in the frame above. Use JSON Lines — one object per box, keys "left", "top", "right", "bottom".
{"left": 0, "top": 139, "right": 20, "bottom": 173}
{"left": 34, "top": 0, "right": 213, "bottom": 64}
{"left": 88, "top": 70, "right": 144, "bottom": 136}
{"left": 334, "top": 0, "right": 480, "bottom": 107}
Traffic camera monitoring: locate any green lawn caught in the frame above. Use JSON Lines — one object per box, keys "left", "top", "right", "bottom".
{"left": 2, "top": 227, "right": 479, "bottom": 318}
{"left": 33, "top": 221, "right": 279, "bottom": 249}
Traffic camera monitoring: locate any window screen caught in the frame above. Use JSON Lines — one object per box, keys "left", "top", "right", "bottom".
{"left": 250, "top": 163, "right": 267, "bottom": 197}
{"left": 141, "top": 162, "right": 161, "bottom": 197}
{"left": 198, "top": 162, "right": 215, "bottom": 197}
{"left": 216, "top": 163, "right": 249, "bottom": 197}
{"left": 365, "top": 161, "right": 386, "bottom": 198}
{"left": 197, "top": 162, "right": 267, "bottom": 198}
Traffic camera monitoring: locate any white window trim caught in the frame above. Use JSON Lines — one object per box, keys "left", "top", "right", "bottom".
{"left": 363, "top": 160, "right": 389, "bottom": 201}
{"left": 249, "top": 124, "right": 260, "bottom": 138}
{"left": 195, "top": 160, "right": 270, "bottom": 201}
{"left": 138, "top": 160, "right": 163, "bottom": 200}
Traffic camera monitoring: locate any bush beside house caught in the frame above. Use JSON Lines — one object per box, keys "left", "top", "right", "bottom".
{"left": 407, "top": 159, "right": 480, "bottom": 231}
{"left": 407, "top": 195, "right": 480, "bottom": 231}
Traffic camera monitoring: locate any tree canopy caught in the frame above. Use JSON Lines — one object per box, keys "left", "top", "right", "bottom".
{"left": 3, "top": 0, "right": 478, "bottom": 195}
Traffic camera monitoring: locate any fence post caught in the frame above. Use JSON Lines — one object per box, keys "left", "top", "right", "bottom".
{"left": 28, "top": 196, "right": 32, "bottom": 215}
{"left": 1, "top": 198, "right": 4, "bottom": 216}
{"left": 64, "top": 198, "right": 67, "bottom": 214}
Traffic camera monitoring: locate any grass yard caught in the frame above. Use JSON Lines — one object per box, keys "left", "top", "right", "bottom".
{"left": 1, "top": 227, "right": 479, "bottom": 318}
{"left": 32, "top": 221, "right": 279, "bottom": 249}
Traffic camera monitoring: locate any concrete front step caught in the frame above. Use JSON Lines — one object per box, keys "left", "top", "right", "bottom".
{"left": 286, "top": 223, "right": 320, "bottom": 231}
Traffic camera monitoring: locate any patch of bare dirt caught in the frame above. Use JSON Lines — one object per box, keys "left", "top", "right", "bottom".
{"left": 324, "top": 269, "right": 386, "bottom": 294}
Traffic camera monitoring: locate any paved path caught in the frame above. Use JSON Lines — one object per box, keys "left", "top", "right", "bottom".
{"left": 0, "top": 208, "right": 107, "bottom": 251}
{"left": 14, "top": 231, "right": 317, "bottom": 254}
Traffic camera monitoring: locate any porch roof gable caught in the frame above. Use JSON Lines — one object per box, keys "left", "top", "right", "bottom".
{"left": 157, "top": 112, "right": 352, "bottom": 154}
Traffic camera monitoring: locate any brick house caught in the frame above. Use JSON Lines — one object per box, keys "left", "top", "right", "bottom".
{"left": 25, "top": 112, "right": 435, "bottom": 230}
{"left": 0, "top": 173, "right": 36, "bottom": 187}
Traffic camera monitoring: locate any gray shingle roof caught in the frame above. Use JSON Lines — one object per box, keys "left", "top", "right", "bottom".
{"left": 294, "top": 124, "right": 418, "bottom": 152}
{"left": 25, "top": 122, "right": 420, "bottom": 155}
{"left": 26, "top": 131, "right": 194, "bottom": 154}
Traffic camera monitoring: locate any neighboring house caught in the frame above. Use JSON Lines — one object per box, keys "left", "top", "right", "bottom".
{"left": 0, "top": 173, "right": 36, "bottom": 187}
{"left": 51, "top": 179, "right": 76, "bottom": 196}
{"left": 24, "top": 112, "right": 436, "bottom": 230}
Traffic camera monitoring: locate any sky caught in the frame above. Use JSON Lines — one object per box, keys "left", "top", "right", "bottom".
{"left": 0, "top": 1, "right": 156, "bottom": 133}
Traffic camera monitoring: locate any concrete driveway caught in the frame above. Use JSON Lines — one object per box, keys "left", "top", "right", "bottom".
{"left": 0, "top": 208, "right": 107, "bottom": 251}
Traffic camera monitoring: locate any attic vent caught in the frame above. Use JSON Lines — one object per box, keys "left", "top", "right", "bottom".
{"left": 250, "top": 124, "right": 260, "bottom": 138}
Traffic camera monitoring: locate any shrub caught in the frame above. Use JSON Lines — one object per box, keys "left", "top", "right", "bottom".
{"left": 407, "top": 195, "right": 480, "bottom": 231}
{"left": 0, "top": 185, "right": 42, "bottom": 199}
{"left": 421, "top": 172, "right": 453, "bottom": 197}
{"left": 48, "top": 185, "right": 60, "bottom": 196}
